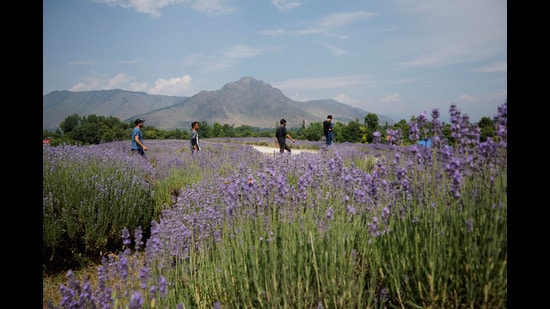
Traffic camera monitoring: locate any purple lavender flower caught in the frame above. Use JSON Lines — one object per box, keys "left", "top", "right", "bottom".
{"left": 122, "top": 228, "right": 131, "bottom": 246}
{"left": 118, "top": 256, "right": 129, "bottom": 279}
{"left": 408, "top": 121, "right": 419, "bottom": 142}
{"left": 368, "top": 216, "right": 380, "bottom": 237}
{"left": 139, "top": 267, "right": 149, "bottom": 290}
{"left": 134, "top": 226, "right": 144, "bottom": 250}
{"left": 326, "top": 207, "right": 334, "bottom": 219}
{"left": 159, "top": 275, "right": 168, "bottom": 297}
{"left": 381, "top": 206, "right": 390, "bottom": 223}
{"left": 373, "top": 131, "right": 381, "bottom": 144}
{"left": 128, "top": 291, "right": 144, "bottom": 309}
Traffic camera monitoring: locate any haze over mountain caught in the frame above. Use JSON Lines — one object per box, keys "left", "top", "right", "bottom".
{"left": 43, "top": 77, "right": 394, "bottom": 131}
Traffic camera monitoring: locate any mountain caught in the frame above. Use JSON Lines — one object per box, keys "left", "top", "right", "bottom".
{"left": 43, "top": 89, "right": 187, "bottom": 131}
{"left": 43, "top": 76, "right": 394, "bottom": 131}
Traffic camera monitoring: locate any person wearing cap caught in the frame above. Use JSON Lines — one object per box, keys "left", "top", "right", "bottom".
{"left": 131, "top": 118, "right": 148, "bottom": 157}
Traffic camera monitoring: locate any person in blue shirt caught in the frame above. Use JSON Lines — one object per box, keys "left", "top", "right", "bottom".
{"left": 131, "top": 118, "right": 148, "bottom": 157}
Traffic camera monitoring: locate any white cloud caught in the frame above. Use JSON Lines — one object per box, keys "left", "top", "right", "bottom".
{"left": 260, "top": 11, "right": 376, "bottom": 37}
{"left": 182, "top": 44, "right": 276, "bottom": 73}
{"left": 275, "top": 75, "right": 371, "bottom": 91}
{"left": 118, "top": 58, "right": 144, "bottom": 65}
{"left": 334, "top": 93, "right": 360, "bottom": 105}
{"left": 325, "top": 44, "right": 346, "bottom": 56}
{"left": 381, "top": 94, "right": 401, "bottom": 103}
{"left": 391, "top": 0, "right": 506, "bottom": 69}
{"left": 259, "top": 28, "right": 287, "bottom": 36}
{"left": 295, "top": 11, "right": 376, "bottom": 36}
{"left": 69, "top": 72, "right": 193, "bottom": 96}
{"left": 94, "top": 0, "right": 235, "bottom": 18}
{"left": 148, "top": 75, "right": 193, "bottom": 96}
{"left": 69, "top": 72, "right": 122, "bottom": 91}
{"left": 272, "top": 0, "right": 301, "bottom": 12}
{"left": 224, "top": 45, "right": 266, "bottom": 59}
{"left": 68, "top": 60, "right": 92, "bottom": 66}
{"left": 106, "top": 73, "right": 136, "bottom": 89}
{"left": 191, "top": 0, "right": 236, "bottom": 15}
{"left": 474, "top": 61, "right": 507, "bottom": 73}
{"left": 459, "top": 94, "right": 475, "bottom": 102}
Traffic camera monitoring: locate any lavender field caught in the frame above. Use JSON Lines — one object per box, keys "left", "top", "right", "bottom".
{"left": 43, "top": 104, "right": 507, "bottom": 308}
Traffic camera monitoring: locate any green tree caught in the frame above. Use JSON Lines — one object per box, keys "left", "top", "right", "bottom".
{"left": 199, "top": 121, "right": 212, "bottom": 138}
{"left": 212, "top": 123, "right": 224, "bottom": 137}
{"left": 393, "top": 119, "right": 410, "bottom": 145}
{"left": 477, "top": 116, "right": 495, "bottom": 142}
{"left": 340, "top": 120, "right": 362, "bottom": 143}
{"left": 71, "top": 123, "right": 101, "bottom": 145}
{"left": 221, "top": 124, "right": 235, "bottom": 137}
{"left": 164, "top": 128, "right": 186, "bottom": 140}
{"left": 56, "top": 113, "right": 132, "bottom": 145}
{"left": 364, "top": 113, "right": 380, "bottom": 143}
{"left": 59, "top": 113, "right": 82, "bottom": 134}
{"left": 235, "top": 125, "right": 253, "bottom": 137}
{"left": 299, "top": 121, "right": 323, "bottom": 141}
{"left": 442, "top": 123, "right": 455, "bottom": 146}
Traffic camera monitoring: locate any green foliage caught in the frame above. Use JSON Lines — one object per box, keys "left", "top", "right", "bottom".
{"left": 152, "top": 165, "right": 203, "bottom": 219}
{"left": 55, "top": 113, "right": 131, "bottom": 145}
{"left": 393, "top": 119, "right": 411, "bottom": 145}
{"left": 48, "top": 105, "right": 505, "bottom": 148}
{"left": 478, "top": 116, "right": 496, "bottom": 142}
{"left": 43, "top": 145, "right": 154, "bottom": 272}
{"left": 369, "top": 153, "right": 507, "bottom": 308}
{"left": 442, "top": 124, "right": 455, "bottom": 146}
{"left": 340, "top": 120, "right": 363, "bottom": 143}
{"left": 364, "top": 113, "right": 380, "bottom": 143}
{"left": 168, "top": 208, "right": 375, "bottom": 308}
{"left": 164, "top": 128, "right": 187, "bottom": 140}
{"left": 199, "top": 121, "right": 213, "bottom": 138}
{"left": 299, "top": 121, "right": 324, "bottom": 141}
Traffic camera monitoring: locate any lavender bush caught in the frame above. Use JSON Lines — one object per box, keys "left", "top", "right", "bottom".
{"left": 46, "top": 102, "right": 507, "bottom": 308}
{"left": 43, "top": 142, "right": 156, "bottom": 270}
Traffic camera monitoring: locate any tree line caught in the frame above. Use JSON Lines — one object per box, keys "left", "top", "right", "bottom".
{"left": 43, "top": 110, "right": 498, "bottom": 147}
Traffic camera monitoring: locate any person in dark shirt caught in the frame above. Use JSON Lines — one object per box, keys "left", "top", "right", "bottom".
{"left": 323, "top": 115, "right": 334, "bottom": 146}
{"left": 190, "top": 121, "right": 201, "bottom": 153}
{"left": 275, "top": 118, "right": 295, "bottom": 153}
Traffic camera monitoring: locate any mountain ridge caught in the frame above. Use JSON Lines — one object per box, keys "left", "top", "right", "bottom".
{"left": 43, "top": 76, "right": 394, "bottom": 130}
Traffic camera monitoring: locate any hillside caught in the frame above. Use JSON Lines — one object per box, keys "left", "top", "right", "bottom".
{"left": 43, "top": 77, "right": 394, "bottom": 131}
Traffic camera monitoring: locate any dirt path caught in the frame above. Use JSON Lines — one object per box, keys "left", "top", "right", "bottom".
{"left": 251, "top": 145, "right": 318, "bottom": 155}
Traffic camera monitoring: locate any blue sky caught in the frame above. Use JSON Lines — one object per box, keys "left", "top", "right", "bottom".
{"left": 43, "top": 0, "right": 507, "bottom": 123}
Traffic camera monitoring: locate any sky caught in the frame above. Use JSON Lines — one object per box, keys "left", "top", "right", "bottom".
{"left": 43, "top": 0, "right": 507, "bottom": 123}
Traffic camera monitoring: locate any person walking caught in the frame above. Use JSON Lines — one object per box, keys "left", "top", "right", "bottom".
{"left": 323, "top": 115, "right": 334, "bottom": 146}
{"left": 190, "top": 121, "right": 201, "bottom": 153}
{"left": 275, "top": 118, "right": 295, "bottom": 153}
{"left": 131, "top": 118, "right": 148, "bottom": 157}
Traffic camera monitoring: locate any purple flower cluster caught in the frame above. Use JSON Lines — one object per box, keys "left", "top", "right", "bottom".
{"left": 49, "top": 102, "right": 507, "bottom": 308}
